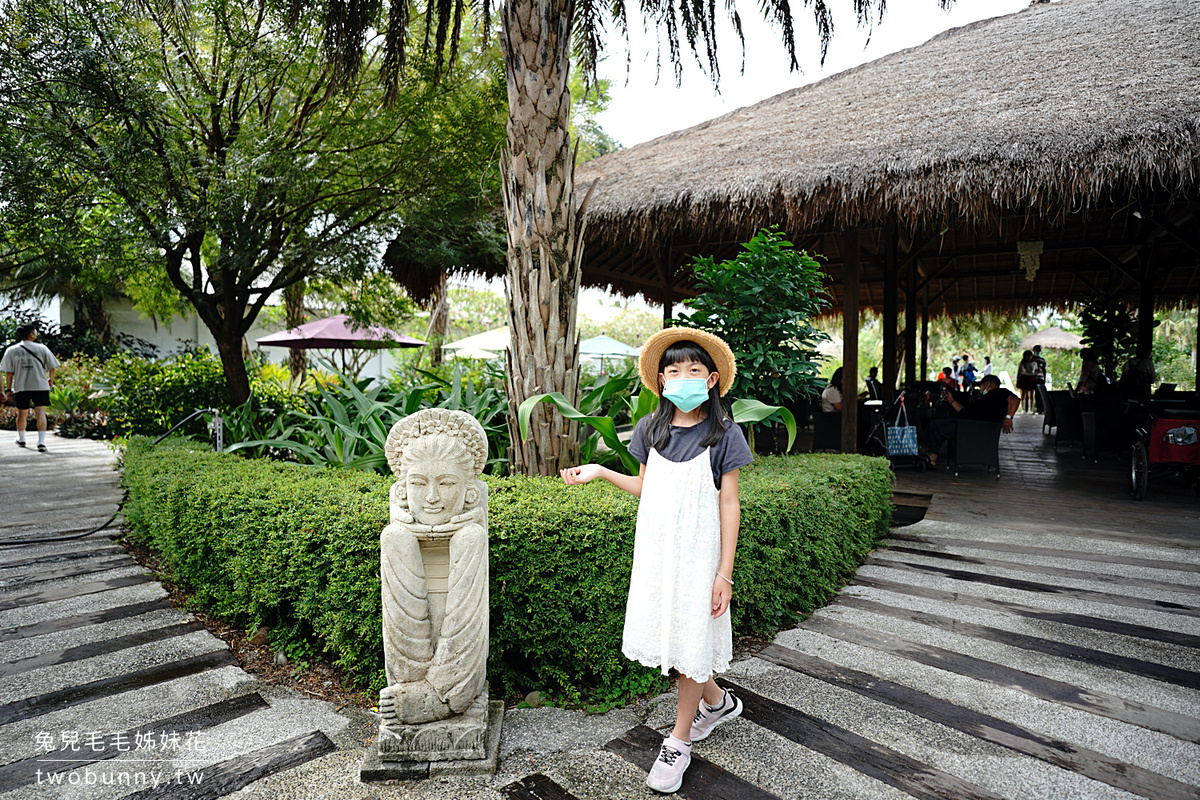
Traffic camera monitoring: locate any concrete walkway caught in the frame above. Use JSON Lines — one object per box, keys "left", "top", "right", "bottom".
{"left": 0, "top": 436, "right": 370, "bottom": 799}
{"left": 2, "top": 427, "right": 1198, "bottom": 799}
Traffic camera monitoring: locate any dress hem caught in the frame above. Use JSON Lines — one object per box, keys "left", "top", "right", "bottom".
{"left": 622, "top": 646, "right": 732, "bottom": 684}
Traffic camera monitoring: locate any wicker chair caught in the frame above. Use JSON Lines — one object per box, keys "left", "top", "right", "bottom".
{"left": 951, "top": 419, "right": 1003, "bottom": 477}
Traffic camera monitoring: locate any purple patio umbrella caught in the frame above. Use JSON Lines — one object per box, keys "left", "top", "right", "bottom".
{"left": 257, "top": 314, "right": 426, "bottom": 350}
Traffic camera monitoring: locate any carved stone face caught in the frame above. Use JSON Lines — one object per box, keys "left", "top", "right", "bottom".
{"left": 405, "top": 460, "right": 469, "bottom": 526}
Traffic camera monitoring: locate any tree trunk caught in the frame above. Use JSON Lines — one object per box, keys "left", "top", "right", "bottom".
{"left": 214, "top": 330, "right": 252, "bottom": 406}
{"left": 425, "top": 271, "right": 449, "bottom": 367}
{"left": 73, "top": 293, "right": 113, "bottom": 343}
{"left": 500, "top": 0, "right": 590, "bottom": 476}
{"left": 283, "top": 279, "right": 307, "bottom": 380}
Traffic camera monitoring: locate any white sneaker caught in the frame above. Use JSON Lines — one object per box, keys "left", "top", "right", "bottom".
{"left": 646, "top": 735, "right": 691, "bottom": 793}
{"left": 690, "top": 687, "right": 743, "bottom": 741}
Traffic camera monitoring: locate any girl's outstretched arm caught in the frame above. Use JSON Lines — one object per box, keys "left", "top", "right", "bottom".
{"left": 560, "top": 463, "right": 645, "bottom": 497}
{"left": 713, "top": 469, "right": 741, "bottom": 619}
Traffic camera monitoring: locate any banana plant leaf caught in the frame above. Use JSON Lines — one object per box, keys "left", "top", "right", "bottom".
{"left": 731, "top": 398, "right": 797, "bottom": 451}
{"left": 517, "top": 392, "right": 640, "bottom": 474}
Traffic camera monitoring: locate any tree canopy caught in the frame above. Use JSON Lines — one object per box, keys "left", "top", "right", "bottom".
{"left": 0, "top": 0, "right": 507, "bottom": 402}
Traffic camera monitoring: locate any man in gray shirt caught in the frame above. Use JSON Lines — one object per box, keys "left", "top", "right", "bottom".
{"left": 2, "top": 324, "right": 60, "bottom": 451}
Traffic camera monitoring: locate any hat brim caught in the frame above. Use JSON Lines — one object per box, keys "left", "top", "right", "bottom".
{"left": 638, "top": 327, "right": 737, "bottom": 397}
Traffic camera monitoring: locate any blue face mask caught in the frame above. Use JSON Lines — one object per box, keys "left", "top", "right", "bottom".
{"left": 662, "top": 377, "right": 711, "bottom": 413}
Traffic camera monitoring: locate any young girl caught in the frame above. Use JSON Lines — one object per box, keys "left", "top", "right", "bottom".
{"left": 561, "top": 327, "right": 753, "bottom": 794}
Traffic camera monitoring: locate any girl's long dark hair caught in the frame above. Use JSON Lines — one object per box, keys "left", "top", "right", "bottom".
{"left": 643, "top": 340, "right": 730, "bottom": 451}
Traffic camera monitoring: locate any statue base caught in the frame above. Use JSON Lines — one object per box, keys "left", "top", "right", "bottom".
{"left": 360, "top": 696, "right": 503, "bottom": 781}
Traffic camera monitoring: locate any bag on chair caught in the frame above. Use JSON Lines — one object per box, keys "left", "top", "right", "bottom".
{"left": 887, "top": 402, "right": 920, "bottom": 457}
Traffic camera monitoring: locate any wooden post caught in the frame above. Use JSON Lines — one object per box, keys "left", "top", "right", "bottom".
{"left": 882, "top": 222, "right": 899, "bottom": 402}
{"left": 842, "top": 228, "right": 861, "bottom": 454}
{"left": 1137, "top": 245, "right": 1155, "bottom": 359}
{"left": 905, "top": 252, "right": 918, "bottom": 386}
{"left": 920, "top": 302, "right": 930, "bottom": 383}
{"left": 656, "top": 251, "right": 675, "bottom": 326}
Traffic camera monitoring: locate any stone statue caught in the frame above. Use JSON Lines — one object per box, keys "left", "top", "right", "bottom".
{"left": 376, "top": 408, "right": 490, "bottom": 762}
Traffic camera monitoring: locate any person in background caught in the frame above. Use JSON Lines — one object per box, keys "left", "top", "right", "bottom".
{"left": 923, "top": 374, "right": 1019, "bottom": 468}
{"left": 1031, "top": 345, "right": 1048, "bottom": 411}
{"left": 950, "top": 356, "right": 962, "bottom": 386}
{"left": 979, "top": 355, "right": 994, "bottom": 378}
{"left": 863, "top": 366, "right": 883, "bottom": 401}
{"left": 1, "top": 323, "right": 60, "bottom": 452}
{"left": 1119, "top": 354, "right": 1156, "bottom": 398}
{"left": 960, "top": 355, "right": 978, "bottom": 389}
{"left": 1016, "top": 350, "right": 1039, "bottom": 412}
{"left": 937, "top": 367, "right": 957, "bottom": 390}
{"left": 821, "top": 367, "right": 844, "bottom": 412}
{"left": 1076, "top": 348, "right": 1106, "bottom": 395}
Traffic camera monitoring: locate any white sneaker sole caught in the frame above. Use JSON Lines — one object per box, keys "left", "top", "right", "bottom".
{"left": 690, "top": 695, "right": 743, "bottom": 741}
{"left": 646, "top": 757, "right": 689, "bottom": 794}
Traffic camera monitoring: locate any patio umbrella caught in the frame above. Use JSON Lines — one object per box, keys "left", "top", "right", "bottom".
{"left": 1021, "top": 326, "right": 1083, "bottom": 350}
{"left": 442, "top": 327, "right": 510, "bottom": 356}
{"left": 579, "top": 334, "right": 640, "bottom": 358}
{"left": 579, "top": 333, "right": 639, "bottom": 374}
{"left": 257, "top": 313, "right": 426, "bottom": 350}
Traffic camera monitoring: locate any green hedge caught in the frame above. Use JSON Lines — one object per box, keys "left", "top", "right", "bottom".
{"left": 121, "top": 438, "right": 891, "bottom": 705}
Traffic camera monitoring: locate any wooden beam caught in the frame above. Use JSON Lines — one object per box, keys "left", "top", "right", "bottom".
{"left": 842, "top": 228, "right": 861, "bottom": 454}
{"left": 905, "top": 249, "right": 918, "bottom": 386}
{"left": 1145, "top": 211, "right": 1200, "bottom": 257}
{"left": 1090, "top": 246, "right": 1141, "bottom": 285}
{"left": 1137, "top": 245, "right": 1155, "bottom": 359}
{"left": 882, "top": 221, "right": 899, "bottom": 402}
{"left": 920, "top": 302, "right": 930, "bottom": 382}
{"left": 652, "top": 251, "right": 674, "bottom": 324}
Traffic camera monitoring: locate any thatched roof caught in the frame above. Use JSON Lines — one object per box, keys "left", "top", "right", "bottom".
{"left": 1021, "top": 326, "right": 1084, "bottom": 350}
{"left": 577, "top": 0, "right": 1200, "bottom": 313}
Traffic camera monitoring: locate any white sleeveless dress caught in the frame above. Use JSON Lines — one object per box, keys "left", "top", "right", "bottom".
{"left": 622, "top": 447, "right": 732, "bottom": 682}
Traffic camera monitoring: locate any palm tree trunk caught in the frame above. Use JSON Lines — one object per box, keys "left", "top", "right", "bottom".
{"left": 501, "top": 0, "right": 593, "bottom": 476}
{"left": 425, "top": 271, "right": 449, "bottom": 367}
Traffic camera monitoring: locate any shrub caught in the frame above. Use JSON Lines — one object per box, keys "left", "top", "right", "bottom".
{"left": 56, "top": 410, "right": 114, "bottom": 439}
{"left": 105, "top": 350, "right": 229, "bottom": 436}
{"left": 50, "top": 355, "right": 108, "bottom": 413}
{"left": 102, "top": 349, "right": 306, "bottom": 438}
{"left": 121, "top": 438, "right": 891, "bottom": 705}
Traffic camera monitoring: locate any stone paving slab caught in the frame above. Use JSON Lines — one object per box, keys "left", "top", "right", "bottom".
{"left": 835, "top": 585, "right": 1200, "bottom": 672}
{"left": 0, "top": 666, "right": 251, "bottom": 765}
{"left": 0, "top": 630, "right": 231, "bottom": 705}
{"left": 0, "top": 581, "right": 168, "bottom": 631}
{"left": 856, "top": 561, "right": 1200, "bottom": 634}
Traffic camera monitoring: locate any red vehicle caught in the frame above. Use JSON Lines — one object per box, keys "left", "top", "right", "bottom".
{"left": 1129, "top": 405, "right": 1200, "bottom": 500}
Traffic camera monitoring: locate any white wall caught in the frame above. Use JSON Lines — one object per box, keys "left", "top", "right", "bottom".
{"left": 59, "top": 296, "right": 405, "bottom": 380}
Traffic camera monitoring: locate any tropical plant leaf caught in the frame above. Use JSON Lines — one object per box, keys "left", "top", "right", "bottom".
{"left": 517, "top": 392, "right": 639, "bottom": 474}
{"left": 731, "top": 398, "right": 797, "bottom": 451}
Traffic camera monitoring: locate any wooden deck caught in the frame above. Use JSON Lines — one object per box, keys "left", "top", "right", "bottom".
{"left": 893, "top": 413, "right": 1200, "bottom": 542}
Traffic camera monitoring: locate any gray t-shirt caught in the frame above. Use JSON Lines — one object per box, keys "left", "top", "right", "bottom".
{"left": 629, "top": 416, "right": 754, "bottom": 489}
{"left": 0, "top": 341, "right": 59, "bottom": 392}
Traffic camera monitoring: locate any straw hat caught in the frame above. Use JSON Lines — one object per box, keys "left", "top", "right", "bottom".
{"left": 638, "top": 327, "right": 737, "bottom": 397}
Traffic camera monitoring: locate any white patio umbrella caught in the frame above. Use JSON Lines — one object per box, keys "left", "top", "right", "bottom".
{"left": 579, "top": 334, "right": 639, "bottom": 373}
{"left": 442, "top": 327, "right": 510, "bottom": 359}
